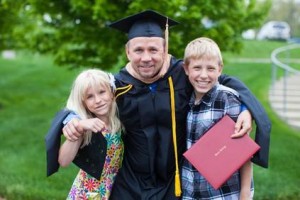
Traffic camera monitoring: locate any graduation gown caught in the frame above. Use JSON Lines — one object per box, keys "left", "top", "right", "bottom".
{"left": 111, "top": 57, "right": 191, "bottom": 200}
{"left": 219, "top": 75, "right": 271, "bottom": 168}
{"left": 110, "top": 56, "right": 271, "bottom": 200}
{"left": 45, "top": 109, "right": 108, "bottom": 180}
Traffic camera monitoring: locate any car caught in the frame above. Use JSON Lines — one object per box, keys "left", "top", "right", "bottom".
{"left": 256, "top": 21, "right": 291, "bottom": 41}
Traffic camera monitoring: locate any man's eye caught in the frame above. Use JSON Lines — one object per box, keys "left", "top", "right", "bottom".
{"left": 150, "top": 49, "right": 158, "bottom": 53}
{"left": 135, "top": 49, "right": 143, "bottom": 53}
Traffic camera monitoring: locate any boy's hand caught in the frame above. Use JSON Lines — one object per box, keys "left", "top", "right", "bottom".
{"left": 232, "top": 110, "right": 252, "bottom": 138}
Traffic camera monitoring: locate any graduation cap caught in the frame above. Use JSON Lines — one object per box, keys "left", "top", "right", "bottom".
{"left": 108, "top": 9, "right": 179, "bottom": 40}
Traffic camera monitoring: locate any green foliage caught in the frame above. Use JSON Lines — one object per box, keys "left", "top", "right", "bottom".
{"left": 0, "top": 0, "right": 24, "bottom": 49}
{"left": 6, "top": 0, "right": 271, "bottom": 70}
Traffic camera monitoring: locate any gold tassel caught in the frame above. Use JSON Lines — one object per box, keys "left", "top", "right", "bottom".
{"left": 165, "top": 17, "right": 169, "bottom": 56}
{"left": 159, "top": 18, "right": 170, "bottom": 78}
{"left": 175, "top": 170, "right": 182, "bottom": 196}
{"left": 168, "top": 77, "right": 182, "bottom": 197}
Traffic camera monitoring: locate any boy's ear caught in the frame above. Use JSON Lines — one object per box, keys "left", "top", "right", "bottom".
{"left": 218, "top": 65, "right": 223, "bottom": 74}
{"left": 183, "top": 62, "right": 189, "bottom": 75}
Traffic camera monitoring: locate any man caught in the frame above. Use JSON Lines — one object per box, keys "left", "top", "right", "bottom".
{"left": 49, "top": 10, "right": 270, "bottom": 200}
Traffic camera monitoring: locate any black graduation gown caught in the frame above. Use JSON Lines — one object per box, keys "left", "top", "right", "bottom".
{"left": 45, "top": 109, "right": 108, "bottom": 180}
{"left": 219, "top": 75, "right": 271, "bottom": 168}
{"left": 111, "top": 57, "right": 191, "bottom": 200}
{"left": 110, "top": 56, "right": 271, "bottom": 200}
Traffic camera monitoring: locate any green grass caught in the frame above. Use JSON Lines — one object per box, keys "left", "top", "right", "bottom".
{"left": 0, "top": 40, "right": 300, "bottom": 199}
{"left": 223, "top": 40, "right": 287, "bottom": 59}
{"left": 0, "top": 52, "right": 82, "bottom": 200}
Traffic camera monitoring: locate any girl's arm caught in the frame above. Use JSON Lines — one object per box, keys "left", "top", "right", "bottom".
{"left": 58, "top": 136, "right": 83, "bottom": 167}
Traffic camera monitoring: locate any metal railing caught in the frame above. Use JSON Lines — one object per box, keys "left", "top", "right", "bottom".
{"left": 270, "top": 43, "right": 300, "bottom": 118}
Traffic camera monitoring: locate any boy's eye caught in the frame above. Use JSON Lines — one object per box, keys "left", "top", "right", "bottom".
{"left": 208, "top": 66, "right": 217, "bottom": 71}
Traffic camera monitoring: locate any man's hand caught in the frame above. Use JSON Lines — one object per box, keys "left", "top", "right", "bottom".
{"left": 63, "top": 118, "right": 108, "bottom": 141}
{"left": 231, "top": 110, "right": 252, "bottom": 138}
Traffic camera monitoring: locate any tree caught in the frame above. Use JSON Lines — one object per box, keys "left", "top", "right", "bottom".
{"left": 0, "top": 0, "right": 24, "bottom": 49}
{"left": 10, "top": 0, "right": 271, "bottom": 70}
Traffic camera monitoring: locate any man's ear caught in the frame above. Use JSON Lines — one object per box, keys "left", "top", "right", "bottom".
{"left": 125, "top": 46, "right": 130, "bottom": 61}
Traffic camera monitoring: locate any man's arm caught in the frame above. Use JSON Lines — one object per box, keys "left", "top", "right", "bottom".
{"left": 219, "top": 74, "right": 271, "bottom": 168}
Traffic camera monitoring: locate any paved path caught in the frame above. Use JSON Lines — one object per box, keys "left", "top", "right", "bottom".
{"left": 269, "top": 74, "right": 300, "bottom": 130}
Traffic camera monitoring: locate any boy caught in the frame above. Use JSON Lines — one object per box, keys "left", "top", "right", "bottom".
{"left": 182, "top": 37, "right": 253, "bottom": 199}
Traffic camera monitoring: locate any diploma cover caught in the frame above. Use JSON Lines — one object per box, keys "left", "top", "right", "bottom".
{"left": 183, "top": 115, "right": 260, "bottom": 189}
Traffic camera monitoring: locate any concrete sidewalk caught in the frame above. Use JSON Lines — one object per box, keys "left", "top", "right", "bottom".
{"left": 269, "top": 74, "right": 300, "bottom": 130}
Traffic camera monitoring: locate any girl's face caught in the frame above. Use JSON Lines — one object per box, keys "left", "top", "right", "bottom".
{"left": 83, "top": 84, "right": 113, "bottom": 120}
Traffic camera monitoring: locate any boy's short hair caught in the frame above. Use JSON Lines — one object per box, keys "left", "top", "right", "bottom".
{"left": 183, "top": 37, "right": 223, "bottom": 67}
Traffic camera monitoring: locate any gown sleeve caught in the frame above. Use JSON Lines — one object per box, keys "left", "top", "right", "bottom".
{"left": 45, "top": 109, "right": 71, "bottom": 177}
{"left": 219, "top": 74, "right": 271, "bottom": 168}
{"left": 45, "top": 109, "right": 107, "bottom": 180}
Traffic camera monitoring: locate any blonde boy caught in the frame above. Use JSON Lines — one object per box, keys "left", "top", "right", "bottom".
{"left": 181, "top": 37, "right": 253, "bottom": 200}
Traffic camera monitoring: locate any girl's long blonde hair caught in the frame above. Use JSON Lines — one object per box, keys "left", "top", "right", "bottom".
{"left": 66, "top": 69, "right": 121, "bottom": 146}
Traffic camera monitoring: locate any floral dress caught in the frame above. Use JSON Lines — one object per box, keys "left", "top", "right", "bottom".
{"left": 67, "top": 132, "right": 123, "bottom": 200}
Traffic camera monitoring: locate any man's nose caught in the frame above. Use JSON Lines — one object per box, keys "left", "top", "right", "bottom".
{"left": 141, "top": 52, "right": 151, "bottom": 61}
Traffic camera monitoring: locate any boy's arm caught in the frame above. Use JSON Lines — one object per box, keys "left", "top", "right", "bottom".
{"left": 239, "top": 160, "right": 253, "bottom": 200}
{"left": 219, "top": 74, "right": 271, "bottom": 168}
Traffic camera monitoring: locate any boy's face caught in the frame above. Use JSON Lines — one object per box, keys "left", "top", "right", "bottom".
{"left": 184, "top": 57, "right": 222, "bottom": 101}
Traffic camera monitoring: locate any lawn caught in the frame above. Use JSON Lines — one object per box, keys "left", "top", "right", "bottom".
{"left": 0, "top": 40, "right": 299, "bottom": 200}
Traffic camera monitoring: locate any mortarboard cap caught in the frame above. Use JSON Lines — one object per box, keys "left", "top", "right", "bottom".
{"left": 108, "top": 10, "right": 179, "bottom": 40}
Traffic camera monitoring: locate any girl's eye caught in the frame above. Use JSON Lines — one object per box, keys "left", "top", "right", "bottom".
{"left": 98, "top": 90, "right": 106, "bottom": 94}
{"left": 86, "top": 95, "right": 93, "bottom": 99}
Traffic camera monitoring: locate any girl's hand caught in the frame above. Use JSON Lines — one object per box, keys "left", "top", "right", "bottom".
{"left": 80, "top": 118, "right": 107, "bottom": 133}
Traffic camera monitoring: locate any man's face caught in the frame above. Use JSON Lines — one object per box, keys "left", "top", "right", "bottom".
{"left": 184, "top": 57, "right": 222, "bottom": 101}
{"left": 126, "top": 37, "right": 165, "bottom": 80}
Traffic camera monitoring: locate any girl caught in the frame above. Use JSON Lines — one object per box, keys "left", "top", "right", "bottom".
{"left": 58, "top": 69, "right": 123, "bottom": 200}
